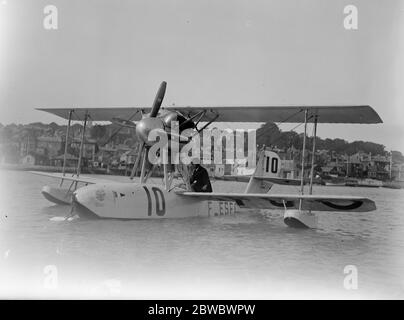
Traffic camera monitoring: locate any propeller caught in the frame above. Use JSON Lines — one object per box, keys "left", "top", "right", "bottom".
{"left": 130, "top": 81, "right": 167, "bottom": 180}
{"left": 150, "top": 81, "right": 167, "bottom": 117}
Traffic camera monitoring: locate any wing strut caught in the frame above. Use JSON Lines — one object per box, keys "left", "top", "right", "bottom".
{"left": 299, "top": 109, "right": 308, "bottom": 210}
{"left": 77, "top": 111, "right": 89, "bottom": 177}
{"left": 60, "top": 109, "right": 73, "bottom": 186}
{"left": 309, "top": 115, "right": 318, "bottom": 195}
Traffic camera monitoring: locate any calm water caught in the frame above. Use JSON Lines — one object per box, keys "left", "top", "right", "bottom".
{"left": 0, "top": 170, "right": 404, "bottom": 299}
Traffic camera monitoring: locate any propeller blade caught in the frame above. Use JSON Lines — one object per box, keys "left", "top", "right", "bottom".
{"left": 150, "top": 81, "right": 167, "bottom": 117}
{"left": 130, "top": 142, "right": 145, "bottom": 179}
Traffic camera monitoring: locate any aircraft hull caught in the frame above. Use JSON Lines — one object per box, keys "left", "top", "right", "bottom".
{"left": 72, "top": 183, "right": 238, "bottom": 219}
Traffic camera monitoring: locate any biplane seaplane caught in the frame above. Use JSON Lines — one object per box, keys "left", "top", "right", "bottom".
{"left": 31, "top": 81, "right": 382, "bottom": 228}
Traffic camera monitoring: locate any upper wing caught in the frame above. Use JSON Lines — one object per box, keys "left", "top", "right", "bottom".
{"left": 37, "top": 105, "right": 382, "bottom": 124}
{"left": 176, "top": 192, "right": 376, "bottom": 212}
{"left": 29, "top": 171, "right": 116, "bottom": 185}
{"left": 36, "top": 107, "right": 147, "bottom": 121}
{"left": 167, "top": 105, "right": 382, "bottom": 124}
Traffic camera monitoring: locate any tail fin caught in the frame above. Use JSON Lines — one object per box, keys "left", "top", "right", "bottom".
{"left": 245, "top": 148, "right": 280, "bottom": 193}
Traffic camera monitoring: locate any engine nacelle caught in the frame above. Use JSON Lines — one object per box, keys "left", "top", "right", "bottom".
{"left": 163, "top": 111, "right": 195, "bottom": 131}
{"left": 162, "top": 111, "right": 178, "bottom": 128}
{"left": 136, "top": 117, "right": 165, "bottom": 146}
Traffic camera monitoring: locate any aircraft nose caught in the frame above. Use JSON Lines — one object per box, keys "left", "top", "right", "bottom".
{"left": 71, "top": 188, "right": 99, "bottom": 219}
{"left": 72, "top": 188, "right": 86, "bottom": 205}
{"left": 136, "top": 117, "right": 165, "bottom": 145}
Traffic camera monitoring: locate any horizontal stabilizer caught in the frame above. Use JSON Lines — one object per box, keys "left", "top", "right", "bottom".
{"left": 222, "top": 175, "right": 301, "bottom": 185}
{"left": 221, "top": 175, "right": 250, "bottom": 183}
{"left": 257, "top": 177, "right": 301, "bottom": 186}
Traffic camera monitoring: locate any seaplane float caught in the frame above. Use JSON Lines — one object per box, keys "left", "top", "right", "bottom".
{"left": 31, "top": 82, "right": 383, "bottom": 228}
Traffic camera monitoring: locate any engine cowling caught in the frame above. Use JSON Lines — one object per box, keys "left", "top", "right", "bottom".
{"left": 135, "top": 117, "right": 165, "bottom": 146}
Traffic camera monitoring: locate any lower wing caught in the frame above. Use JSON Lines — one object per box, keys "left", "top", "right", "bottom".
{"left": 176, "top": 192, "right": 376, "bottom": 212}
{"left": 29, "top": 171, "right": 114, "bottom": 185}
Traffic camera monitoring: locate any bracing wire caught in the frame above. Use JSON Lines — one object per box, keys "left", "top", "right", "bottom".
{"left": 255, "top": 109, "right": 304, "bottom": 141}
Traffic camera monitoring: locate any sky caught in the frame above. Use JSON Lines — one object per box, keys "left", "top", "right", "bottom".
{"left": 0, "top": 0, "right": 403, "bottom": 150}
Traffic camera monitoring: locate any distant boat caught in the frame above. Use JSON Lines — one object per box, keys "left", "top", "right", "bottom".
{"left": 325, "top": 181, "right": 346, "bottom": 186}
{"left": 357, "top": 178, "right": 383, "bottom": 188}
{"left": 383, "top": 180, "right": 404, "bottom": 189}
{"left": 345, "top": 178, "right": 359, "bottom": 187}
{"left": 324, "top": 177, "right": 346, "bottom": 186}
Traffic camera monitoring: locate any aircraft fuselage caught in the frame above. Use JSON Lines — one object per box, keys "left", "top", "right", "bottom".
{"left": 73, "top": 183, "right": 237, "bottom": 219}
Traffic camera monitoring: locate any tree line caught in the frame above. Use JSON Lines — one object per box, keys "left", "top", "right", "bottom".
{"left": 256, "top": 122, "right": 403, "bottom": 161}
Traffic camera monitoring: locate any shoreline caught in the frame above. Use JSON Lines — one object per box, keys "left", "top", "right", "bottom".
{"left": 1, "top": 164, "right": 403, "bottom": 189}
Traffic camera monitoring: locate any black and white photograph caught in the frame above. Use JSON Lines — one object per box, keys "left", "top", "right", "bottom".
{"left": 0, "top": 0, "right": 403, "bottom": 304}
